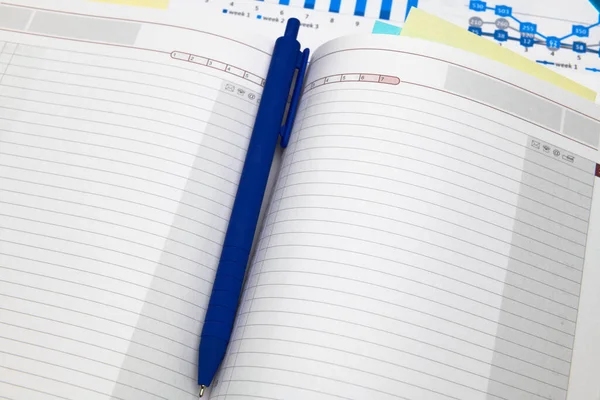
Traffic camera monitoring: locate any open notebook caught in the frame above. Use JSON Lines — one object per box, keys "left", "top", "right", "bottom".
{"left": 1, "top": 1, "right": 600, "bottom": 399}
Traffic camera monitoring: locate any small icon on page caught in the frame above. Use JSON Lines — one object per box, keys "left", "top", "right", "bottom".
{"left": 553, "top": 149, "right": 561, "bottom": 157}
{"left": 542, "top": 145, "right": 550, "bottom": 153}
{"left": 562, "top": 154, "right": 574, "bottom": 162}
{"left": 225, "top": 84, "right": 235, "bottom": 92}
{"left": 237, "top": 88, "right": 246, "bottom": 96}
{"left": 531, "top": 140, "right": 540, "bottom": 149}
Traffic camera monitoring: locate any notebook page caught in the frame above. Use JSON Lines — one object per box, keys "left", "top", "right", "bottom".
{"left": 214, "top": 36, "right": 600, "bottom": 400}
{"left": 0, "top": 2, "right": 271, "bottom": 399}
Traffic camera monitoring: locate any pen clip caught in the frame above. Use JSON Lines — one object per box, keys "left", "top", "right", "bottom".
{"left": 280, "top": 48, "right": 310, "bottom": 148}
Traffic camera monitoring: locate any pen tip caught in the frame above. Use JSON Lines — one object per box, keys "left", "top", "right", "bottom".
{"left": 199, "top": 385, "right": 206, "bottom": 398}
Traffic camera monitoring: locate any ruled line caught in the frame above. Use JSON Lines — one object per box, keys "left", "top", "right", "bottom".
{"left": 234, "top": 322, "right": 568, "bottom": 379}
{"left": 272, "top": 181, "right": 586, "bottom": 249}
{"left": 0, "top": 286, "right": 201, "bottom": 340}
{"left": 8, "top": 49, "right": 260, "bottom": 111}
{"left": 249, "top": 279, "right": 573, "bottom": 352}
{"left": 0, "top": 250, "right": 208, "bottom": 302}
{"left": 273, "top": 197, "right": 583, "bottom": 258}
{"left": 220, "top": 365, "right": 458, "bottom": 400}
{"left": 0, "top": 122, "right": 243, "bottom": 175}
{"left": 0, "top": 35, "right": 267, "bottom": 400}
{"left": 0, "top": 113, "right": 245, "bottom": 163}
{"left": 0, "top": 139, "right": 238, "bottom": 194}
{"left": 0, "top": 266, "right": 203, "bottom": 321}
{"left": 0, "top": 200, "right": 221, "bottom": 249}
{"left": 260, "top": 238, "right": 577, "bottom": 299}
{"left": 244, "top": 284, "right": 573, "bottom": 354}
{"left": 0, "top": 214, "right": 219, "bottom": 266}
{"left": 0, "top": 363, "right": 185, "bottom": 398}
{"left": 0, "top": 43, "right": 15, "bottom": 88}
{"left": 0, "top": 93, "right": 251, "bottom": 144}
{"left": 252, "top": 263, "right": 575, "bottom": 325}
{"left": 0, "top": 379, "right": 71, "bottom": 400}
{"left": 0, "top": 237, "right": 210, "bottom": 286}
{"left": 240, "top": 304, "right": 570, "bottom": 368}
{"left": 0, "top": 225, "right": 217, "bottom": 277}
{"left": 0, "top": 331, "right": 196, "bottom": 380}
{"left": 2, "top": 59, "right": 256, "bottom": 115}
{"left": 0, "top": 127, "right": 242, "bottom": 177}
{"left": 278, "top": 168, "right": 589, "bottom": 236}
{"left": 8, "top": 42, "right": 260, "bottom": 85}
{"left": 265, "top": 213, "right": 582, "bottom": 292}
{"left": 0, "top": 307, "right": 197, "bottom": 387}
{"left": 0, "top": 102, "right": 248, "bottom": 152}
{"left": 1, "top": 79, "right": 254, "bottom": 124}
{"left": 222, "top": 94, "right": 313, "bottom": 397}
{"left": 232, "top": 351, "right": 558, "bottom": 400}
{"left": 294, "top": 135, "right": 590, "bottom": 203}
{"left": 0, "top": 187, "right": 225, "bottom": 237}
{"left": 223, "top": 55, "right": 594, "bottom": 399}
{"left": 269, "top": 187, "right": 585, "bottom": 277}
{"left": 0, "top": 313, "right": 197, "bottom": 369}
{"left": 262, "top": 228, "right": 580, "bottom": 293}
{"left": 0, "top": 175, "right": 227, "bottom": 231}
{"left": 0, "top": 164, "right": 230, "bottom": 224}
{"left": 229, "top": 336, "right": 565, "bottom": 390}
{"left": 264, "top": 210, "right": 582, "bottom": 276}
{"left": 0, "top": 152, "right": 233, "bottom": 212}
{"left": 302, "top": 96, "right": 593, "bottom": 185}
{"left": 259, "top": 253, "right": 576, "bottom": 313}
{"left": 301, "top": 88, "right": 593, "bottom": 182}
{"left": 212, "top": 394, "right": 280, "bottom": 400}
{"left": 0, "top": 349, "right": 172, "bottom": 399}
{"left": 217, "top": 378, "right": 354, "bottom": 400}
{"left": 282, "top": 148, "right": 590, "bottom": 225}
{"left": 0, "top": 296, "right": 198, "bottom": 368}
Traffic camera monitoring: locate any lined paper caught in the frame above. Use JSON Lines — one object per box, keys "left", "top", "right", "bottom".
{"left": 0, "top": 5, "right": 271, "bottom": 399}
{"left": 215, "top": 37, "right": 598, "bottom": 400}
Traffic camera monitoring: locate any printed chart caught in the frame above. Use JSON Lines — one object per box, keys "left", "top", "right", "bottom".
{"left": 106, "top": 0, "right": 600, "bottom": 94}
{"left": 466, "top": 1, "right": 600, "bottom": 68}
{"left": 254, "top": 0, "right": 417, "bottom": 22}
{"left": 210, "top": 0, "right": 414, "bottom": 47}
{"left": 423, "top": 0, "right": 600, "bottom": 92}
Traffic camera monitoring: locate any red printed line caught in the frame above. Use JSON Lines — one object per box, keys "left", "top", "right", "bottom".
{"left": 311, "top": 47, "right": 600, "bottom": 124}
{"left": 2, "top": 2, "right": 271, "bottom": 56}
{"left": 303, "top": 73, "right": 400, "bottom": 93}
{"left": 170, "top": 51, "right": 265, "bottom": 87}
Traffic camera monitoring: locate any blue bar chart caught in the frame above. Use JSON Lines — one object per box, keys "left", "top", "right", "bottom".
{"left": 354, "top": 0, "right": 367, "bottom": 16}
{"left": 404, "top": 0, "right": 417, "bottom": 20}
{"left": 219, "top": 0, "right": 417, "bottom": 46}
{"left": 329, "top": 0, "right": 341, "bottom": 13}
{"left": 251, "top": 0, "right": 414, "bottom": 22}
{"left": 379, "top": 0, "right": 392, "bottom": 19}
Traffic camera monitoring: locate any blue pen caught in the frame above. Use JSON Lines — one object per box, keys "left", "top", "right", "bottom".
{"left": 197, "top": 18, "right": 309, "bottom": 397}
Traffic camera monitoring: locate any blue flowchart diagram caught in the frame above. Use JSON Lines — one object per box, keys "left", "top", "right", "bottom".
{"left": 468, "top": 1, "right": 600, "bottom": 58}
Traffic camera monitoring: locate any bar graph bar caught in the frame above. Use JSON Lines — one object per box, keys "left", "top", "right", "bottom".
{"left": 329, "top": 0, "right": 341, "bottom": 13}
{"left": 354, "top": 0, "right": 366, "bottom": 16}
{"left": 251, "top": 0, "right": 417, "bottom": 22}
{"left": 379, "top": 0, "right": 392, "bottom": 19}
{"left": 404, "top": 0, "right": 418, "bottom": 20}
